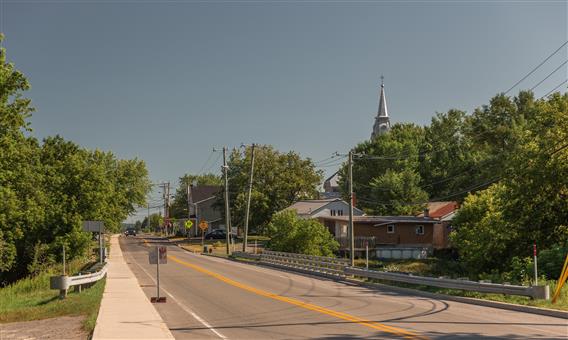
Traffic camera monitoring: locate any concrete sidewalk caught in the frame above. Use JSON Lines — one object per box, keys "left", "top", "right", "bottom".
{"left": 92, "top": 235, "right": 174, "bottom": 340}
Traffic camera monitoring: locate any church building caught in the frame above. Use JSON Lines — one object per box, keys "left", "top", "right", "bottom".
{"left": 371, "top": 76, "right": 390, "bottom": 139}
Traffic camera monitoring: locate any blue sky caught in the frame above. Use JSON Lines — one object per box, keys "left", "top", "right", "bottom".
{"left": 1, "top": 0, "right": 566, "bottom": 221}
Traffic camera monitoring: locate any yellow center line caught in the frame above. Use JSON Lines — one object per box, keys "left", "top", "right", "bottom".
{"left": 167, "top": 254, "right": 428, "bottom": 340}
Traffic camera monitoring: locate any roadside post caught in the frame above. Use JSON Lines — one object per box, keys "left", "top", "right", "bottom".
{"left": 61, "top": 245, "right": 67, "bottom": 298}
{"left": 365, "top": 241, "right": 369, "bottom": 270}
{"left": 149, "top": 246, "right": 167, "bottom": 303}
{"left": 199, "top": 220, "right": 209, "bottom": 247}
{"left": 533, "top": 243, "right": 538, "bottom": 286}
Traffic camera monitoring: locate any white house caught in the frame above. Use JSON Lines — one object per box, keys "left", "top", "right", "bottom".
{"left": 284, "top": 198, "right": 364, "bottom": 219}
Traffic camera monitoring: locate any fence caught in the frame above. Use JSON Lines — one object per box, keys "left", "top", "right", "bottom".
{"left": 335, "top": 236, "right": 376, "bottom": 249}
{"left": 50, "top": 263, "right": 108, "bottom": 299}
{"left": 259, "top": 250, "right": 349, "bottom": 277}
{"left": 240, "top": 249, "right": 549, "bottom": 300}
{"left": 376, "top": 247, "right": 430, "bottom": 260}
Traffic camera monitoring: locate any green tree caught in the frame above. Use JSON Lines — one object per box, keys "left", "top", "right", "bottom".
{"left": 339, "top": 123, "right": 426, "bottom": 215}
{"left": 451, "top": 92, "right": 568, "bottom": 278}
{"left": 0, "top": 34, "right": 45, "bottom": 277}
{"left": 0, "top": 36, "right": 151, "bottom": 283}
{"left": 419, "top": 109, "right": 481, "bottom": 199}
{"left": 226, "top": 145, "right": 322, "bottom": 234}
{"left": 369, "top": 169, "right": 428, "bottom": 215}
{"left": 266, "top": 210, "right": 339, "bottom": 256}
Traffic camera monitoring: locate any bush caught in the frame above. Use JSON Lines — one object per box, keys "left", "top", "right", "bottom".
{"left": 538, "top": 243, "right": 568, "bottom": 280}
{"left": 266, "top": 211, "right": 339, "bottom": 257}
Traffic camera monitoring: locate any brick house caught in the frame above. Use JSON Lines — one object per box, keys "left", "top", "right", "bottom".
{"left": 318, "top": 215, "right": 443, "bottom": 246}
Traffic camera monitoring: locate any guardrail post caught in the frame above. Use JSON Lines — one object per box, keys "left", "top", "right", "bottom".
{"left": 531, "top": 285, "right": 550, "bottom": 300}
{"left": 50, "top": 275, "right": 69, "bottom": 299}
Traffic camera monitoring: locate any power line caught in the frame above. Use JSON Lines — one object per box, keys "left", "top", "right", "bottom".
{"left": 355, "top": 177, "right": 500, "bottom": 207}
{"left": 203, "top": 152, "right": 222, "bottom": 174}
{"left": 540, "top": 79, "right": 568, "bottom": 99}
{"left": 313, "top": 154, "right": 338, "bottom": 165}
{"left": 197, "top": 149, "right": 216, "bottom": 174}
{"left": 530, "top": 60, "right": 568, "bottom": 91}
{"left": 504, "top": 40, "right": 568, "bottom": 95}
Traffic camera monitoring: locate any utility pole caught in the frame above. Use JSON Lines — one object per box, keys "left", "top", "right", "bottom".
{"left": 223, "top": 147, "right": 231, "bottom": 255}
{"left": 243, "top": 143, "right": 256, "bottom": 252}
{"left": 160, "top": 182, "right": 170, "bottom": 237}
{"left": 348, "top": 151, "right": 355, "bottom": 266}
{"left": 166, "top": 182, "right": 170, "bottom": 236}
{"left": 186, "top": 183, "right": 191, "bottom": 238}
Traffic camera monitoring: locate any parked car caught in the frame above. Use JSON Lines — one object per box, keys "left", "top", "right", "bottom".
{"left": 124, "top": 228, "right": 137, "bottom": 237}
{"left": 204, "top": 229, "right": 225, "bottom": 240}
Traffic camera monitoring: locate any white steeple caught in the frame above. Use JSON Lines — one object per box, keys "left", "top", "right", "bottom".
{"left": 371, "top": 75, "right": 390, "bottom": 139}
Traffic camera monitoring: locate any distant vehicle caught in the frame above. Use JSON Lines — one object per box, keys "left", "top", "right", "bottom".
{"left": 204, "top": 230, "right": 226, "bottom": 240}
{"left": 124, "top": 228, "right": 137, "bottom": 237}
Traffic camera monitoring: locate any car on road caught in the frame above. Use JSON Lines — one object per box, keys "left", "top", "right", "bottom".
{"left": 124, "top": 228, "right": 137, "bottom": 237}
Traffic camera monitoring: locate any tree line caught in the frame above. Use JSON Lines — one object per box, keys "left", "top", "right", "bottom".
{"left": 338, "top": 91, "right": 567, "bottom": 280}
{"left": 0, "top": 35, "right": 150, "bottom": 284}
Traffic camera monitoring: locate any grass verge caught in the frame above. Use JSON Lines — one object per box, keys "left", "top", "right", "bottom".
{"left": 0, "top": 259, "right": 106, "bottom": 333}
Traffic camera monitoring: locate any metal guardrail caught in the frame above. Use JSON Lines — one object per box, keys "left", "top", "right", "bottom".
{"left": 50, "top": 263, "right": 108, "bottom": 298}
{"left": 238, "top": 249, "right": 549, "bottom": 300}
{"left": 346, "top": 267, "right": 549, "bottom": 300}
{"left": 259, "top": 250, "right": 349, "bottom": 277}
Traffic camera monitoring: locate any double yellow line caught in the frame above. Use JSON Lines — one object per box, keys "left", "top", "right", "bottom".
{"left": 168, "top": 254, "right": 427, "bottom": 340}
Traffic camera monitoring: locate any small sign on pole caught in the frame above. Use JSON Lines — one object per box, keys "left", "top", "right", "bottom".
{"left": 199, "top": 220, "right": 209, "bottom": 247}
{"left": 83, "top": 221, "right": 105, "bottom": 263}
{"left": 184, "top": 220, "right": 193, "bottom": 230}
{"left": 149, "top": 246, "right": 167, "bottom": 303}
{"left": 199, "top": 220, "right": 209, "bottom": 231}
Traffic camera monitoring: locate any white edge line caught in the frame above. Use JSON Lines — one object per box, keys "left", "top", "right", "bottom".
{"left": 128, "top": 251, "right": 229, "bottom": 340}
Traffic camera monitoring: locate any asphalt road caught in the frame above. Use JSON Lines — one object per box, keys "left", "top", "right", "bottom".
{"left": 120, "top": 236, "right": 567, "bottom": 339}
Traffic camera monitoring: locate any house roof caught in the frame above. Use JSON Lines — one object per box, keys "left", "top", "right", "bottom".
{"left": 324, "top": 171, "right": 340, "bottom": 188}
{"left": 319, "top": 215, "right": 438, "bottom": 225}
{"left": 286, "top": 198, "right": 342, "bottom": 215}
{"left": 190, "top": 185, "right": 222, "bottom": 203}
{"left": 417, "top": 201, "right": 459, "bottom": 219}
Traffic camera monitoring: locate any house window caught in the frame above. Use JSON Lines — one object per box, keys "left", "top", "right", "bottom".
{"left": 416, "top": 225, "right": 424, "bottom": 235}
{"left": 337, "top": 210, "right": 343, "bottom": 216}
{"left": 331, "top": 210, "right": 336, "bottom": 216}
{"left": 387, "top": 224, "right": 395, "bottom": 234}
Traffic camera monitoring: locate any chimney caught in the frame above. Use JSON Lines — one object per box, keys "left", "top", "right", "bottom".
{"left": 423, "top": 208, "right": 430, "bottom": 218}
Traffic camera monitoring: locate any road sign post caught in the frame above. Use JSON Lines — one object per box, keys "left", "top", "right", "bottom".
{"left": 149, "top": 246, "right": 167, "bottom": 303}
{"left": 199, "top": 220, "right": 208, "bottom": 247}
{"left": 83, "top": 221, "right": 105, "bottom": 263}
{"left": 184, "top": 219, "right": 193, "bottom": 235}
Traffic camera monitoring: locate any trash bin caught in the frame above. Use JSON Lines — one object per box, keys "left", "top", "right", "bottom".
{"left": 203, "top": 245, "right": 211, "bottom": 253}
